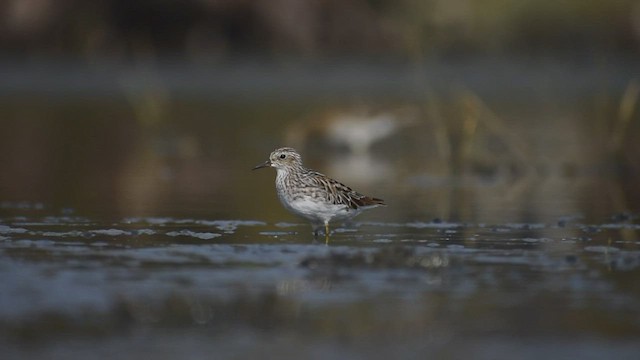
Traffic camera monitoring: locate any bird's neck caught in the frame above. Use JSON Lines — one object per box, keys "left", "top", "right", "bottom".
{"left": 275, "top": 165, "right": 305, "bottom": 189}
{"left": 275, "top": 168, "right": 288, "bottom": 182}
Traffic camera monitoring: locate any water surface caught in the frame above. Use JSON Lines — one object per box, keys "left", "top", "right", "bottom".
{"left": 1, "top": 60, "right": 639, "bottom": 359}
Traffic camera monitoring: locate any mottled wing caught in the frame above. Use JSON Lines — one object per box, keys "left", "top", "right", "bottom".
{"left": 305, "top": 171, "right": 386, "bottom": 210}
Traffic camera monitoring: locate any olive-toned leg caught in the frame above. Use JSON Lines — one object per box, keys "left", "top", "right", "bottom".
{"left": 324, "top": 221, "right": 330, "bottom": 245}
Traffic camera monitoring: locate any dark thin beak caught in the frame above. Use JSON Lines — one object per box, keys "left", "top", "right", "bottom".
{"left": 252, "top": 160, "right": 271, "bottom": 170}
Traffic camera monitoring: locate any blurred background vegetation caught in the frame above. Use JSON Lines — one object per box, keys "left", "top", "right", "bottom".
{"left": 2, "top": 0, "right": 639, "bottom": 61}
{"left": 1, "top": 0, "right": 639, "bottom": 222}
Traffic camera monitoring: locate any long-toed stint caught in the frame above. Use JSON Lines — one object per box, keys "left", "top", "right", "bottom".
{"left": 253, "top": 147, "right": 385, "bottom": 242}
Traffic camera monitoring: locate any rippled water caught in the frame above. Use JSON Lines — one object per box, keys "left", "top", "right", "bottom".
{"left": 1, "top": 205, "right": 639, "bottom": 359}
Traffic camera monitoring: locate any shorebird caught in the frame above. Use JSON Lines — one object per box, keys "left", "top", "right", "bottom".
{"left": 253, "top": 147, "right": 385, "bottom": 242}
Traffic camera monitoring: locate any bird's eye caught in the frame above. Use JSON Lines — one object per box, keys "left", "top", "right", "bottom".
{"left": 279, "top": 154, "right": 286, "bottom": 159}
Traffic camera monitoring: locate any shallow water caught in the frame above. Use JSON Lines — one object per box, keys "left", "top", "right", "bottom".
{"left": 1, "top": 208, "right": 639, "bottom": 359}
{"left": 1, "top": 60, "right": 640, "bottom": 359}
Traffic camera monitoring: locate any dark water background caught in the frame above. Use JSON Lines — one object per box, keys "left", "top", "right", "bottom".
{"left": 1, "top": 58, "right": 639, "bottom": 359}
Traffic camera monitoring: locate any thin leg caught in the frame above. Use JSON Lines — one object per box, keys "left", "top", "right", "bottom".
{"left": 324, "top": 221, "right": 330, "bottom": 245}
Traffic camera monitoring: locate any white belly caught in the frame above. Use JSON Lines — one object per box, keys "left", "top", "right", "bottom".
{"left": 279, "top": 195, "right": 355, "bottom": 224}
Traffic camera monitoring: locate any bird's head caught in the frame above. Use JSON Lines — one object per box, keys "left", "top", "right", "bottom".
{"left": 252, "top": 147, "right": 303, "bottom": 171}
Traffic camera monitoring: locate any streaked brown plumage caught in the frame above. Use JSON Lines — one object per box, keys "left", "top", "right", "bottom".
{"left": 253, "top": 147, "right": 385, "bottom": 240}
